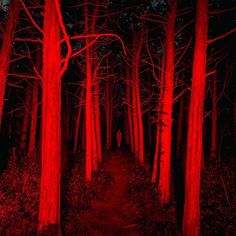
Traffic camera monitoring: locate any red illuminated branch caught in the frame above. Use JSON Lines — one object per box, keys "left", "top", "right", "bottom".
{"left": 177, "top": 7, "right": 192, "bottom": 17}
{"left": 71, "top": 37, "right": 99, "bottom": 58}
{"left": 19, "top": 0, "right": 44, "bottom": 35}
{"left": 176, "top": 19, "right": 194, "bottom": 35}
{"left": 207, "top": 48, "right": 225, "bottom": 66}
{"left": 93, "top": 51, "right": 112, "bottom": 83}
{"left": 176, "top": 64, "right": 191, "bottom": 75}
{"left": 173, "top": 88, "right": 190, "bottom": 103}
{"left": 67, "top": 2, "right": 104, "bottom": 8}
{"left": 217, "top": 63, "right": 234, "bottom": 103}
{"left": 209, "top": 6, "right": 236, "bottom": 14}
{"left": 10, "top": 55, "right": 27, "bottom": 63}
{"left": 140, "top": 13, "right": 167, "bottom": 22}
{"left": 15, "top": 26, "right": 35, "bottom": 34}
{"left": 6, "top": 106, "right": 25, "bottom": 115}
{"left": 175, "top": 38, "right": 192, "bottom": 66}
{"left": 15, "top": 38, "right": 42, "bottom": 43}
{"left": 145, "top": 30, "right": 160, "bottom": 83}
{"left": 142, "top": 59, "right": 164, "bottom": 75}
{"left": 208, "top": 28, "right": 236, "bottom": 44}
{"left": 68, "top": 33, "right": 127, "bottom": 56}
{"left": 137, "top": 15, "right": 167, "bottom": 25}
{"left": 140, "top": 93, "right": 156, "bottom": 111}
{"left": 33, "top": 66, "right": 42, "bottom": 80}
{"left": 206, "top": 70, "right": 216, "bottom": 77}
{"left": 54, "top": 0, "right": 72, "bottom": 79}
{"left": 24, "top": 6, "right": 44, "bottom": 10}
{"left": 8, "top": 73, "right": 39, "bottom": 80}
{"left": 7, "top": 82, "right": 24, "bottom": 89}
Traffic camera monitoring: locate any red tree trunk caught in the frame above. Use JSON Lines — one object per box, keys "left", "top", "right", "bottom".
{"left": 28, "top": 50, "right": 41, "bottom": 154}
{"left": 38, "top": 0, "right": 61, "bottom": 231}
{"left": 152, "top": 52, "right": 165, "bottom": 183}
{"left": 0, "top": 0, "right": 20, "bottom": 125}
{"left": 28, "top": 79, "right": 39, "bottom": 154}
{"left": 157, "top": 0, "right": 177, "bottom": 205}
{"left": 182, "top": 0, "right": 208, "bottom": 235}
{"left": 91, "top": 1, "right": 102, "bottom": 163}
{"left": 151, "top": 55, "right": 165, "bottom": 183}
{"left": 20, "top": 82, "right": 31, "bottom": 151}
{"left": 73, "top": 88, "right": 84, "bottom": 154}
{"left": 131, "top": 69, "right": 139, "bottom": 158}
{"left": 124, "top": 115, "right": 130, "bottom": 145}
{"left": 126, "top": 66, "right": 134, "bottom": 152}
{"left": 93, "top": 84, "right": 102, "bottom": 162}
{"left": 135, "top": 56, "right": 144, "bottom": 164}
{"left": 85, "top": 0, "right": 93, "bottom": 181}
{"left": 132, "top": 29, "right": 144, "bottom": 164}
{"left": 92, "top": 107, "right": 98, "bottom": 171}
{"left": 105, "top": 79, "right": 112, "bottom": 150}
{"left": 151, "top": 111, "right": 162, "bottom": 183}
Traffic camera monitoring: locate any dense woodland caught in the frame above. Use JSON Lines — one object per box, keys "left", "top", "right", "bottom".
{"left": 0, "top": 0, "right": 236, "bottom": 235}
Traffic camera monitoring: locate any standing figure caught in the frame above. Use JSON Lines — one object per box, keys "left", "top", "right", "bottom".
{"left": 116, "top": 129, "right": 122, "bottom": 148}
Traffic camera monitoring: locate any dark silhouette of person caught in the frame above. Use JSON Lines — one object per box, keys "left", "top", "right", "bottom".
{"left": 116, "top": 129, "right": 122, "bottom": 148}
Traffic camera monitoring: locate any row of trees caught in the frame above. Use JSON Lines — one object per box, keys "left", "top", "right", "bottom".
{"left": 0, "top": 0, "right": 235, "bottom": 235}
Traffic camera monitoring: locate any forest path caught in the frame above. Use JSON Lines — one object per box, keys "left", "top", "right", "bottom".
{"left": 82, "top": 150, "right": 142, "bottom": 236}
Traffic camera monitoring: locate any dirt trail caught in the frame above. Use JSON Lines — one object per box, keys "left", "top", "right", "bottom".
{"left": 82, "top": 150, "right": 142, "bottom": 236}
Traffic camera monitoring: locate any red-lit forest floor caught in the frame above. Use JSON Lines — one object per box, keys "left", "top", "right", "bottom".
{"left": 0, "top": 149, "right": 235, "bottom": 235}
{"left": 66, "top": 150, "right": 178, "bottom": 235}
{"left": 78, "top": 151, "right": 142, "bottom": 235}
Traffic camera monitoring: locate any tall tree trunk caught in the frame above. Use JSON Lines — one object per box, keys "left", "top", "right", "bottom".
{"left": 28, "top": 50, "right": 41, "bottom": 154}
{"left": 132, "top": 30, "right": 144, "bottom": 163}
{"left": 124, "top": 115, "right": 130, "bottom": 145}
{"left": 157, "top": 0, "right": 177, "bottom": 205}
{"left": 126, "top": 66, "right": 134, "bottom": 152}
{"left": 85, "top": 0, "right": 93, "bottom": 181}
{"left": 20, "top": 82, "right": 31, "bottom": 151}
{"left": 38, "top": 0, "right": 61, "bottom": 231}
{"left": 135, "top": 30, "right": 144, "bottom": 165}
{"left": 93, "top": 82, "right": 102, "bottom": 162}
{"left": 91, "top": 0, "right": 102, "bottom": 163}
{"left": 135, "top": 68, "right": 144, "bottom": 164}
{"left": 210, "top": 72, "right": 217, "bottom": 160}
{"left": 131, "top": 69, "right": 139, "bottom": 158}
{"left": 182, "top": 0, "right": 208, "bottom": 235}
{"left": 73, "top": 88, "right": 84, "bottom": 154}
{"left": 28, "top": 79, "right": 39, "bottom": 154}
{"left": 92, "top": 107, "right": 98, "bottom": 171}
{"left": 0, "top": 0, "right": 20, "bottom": 125}
{"left": 105, "top": 79, "right": 112, "bottom": 150}
{"left": 152, "top": 52, "right": 165, "bottom": 183}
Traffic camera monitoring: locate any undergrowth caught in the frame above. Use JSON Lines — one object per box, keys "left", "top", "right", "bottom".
{"left": 0, "top": 151, "right": 235, "bottom": 235}
{"left": 126, "top": 157, "right": 179, "bottom": 235}
{"left": 0, "top": 153, "right": 40, "bottom": 235}
{"left": 62, "top": 159, "right": 114, "bottom": 235}
{"left": 201, "top": 160, "right": 236, "bottom": 235}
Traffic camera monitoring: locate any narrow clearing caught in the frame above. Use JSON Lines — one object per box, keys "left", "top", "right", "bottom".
{"left": 81, "top": 150, "right": 142, "bottom": 236}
